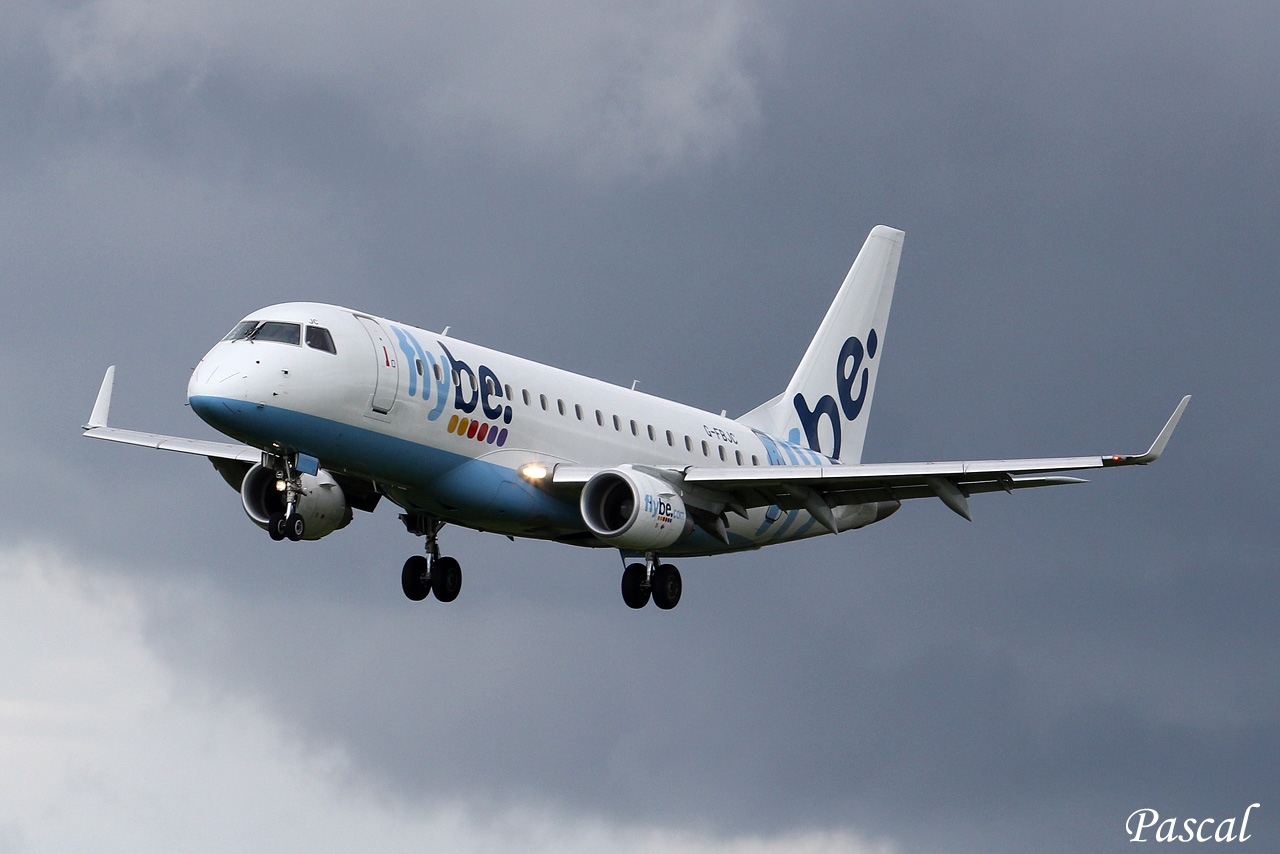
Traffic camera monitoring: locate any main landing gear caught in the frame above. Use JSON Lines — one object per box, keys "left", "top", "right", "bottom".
{"left": 399, "top": 515, "right": 463, "bottom": 603}
{"left": 621, "top": 553, "right": 682, "bottom": 610}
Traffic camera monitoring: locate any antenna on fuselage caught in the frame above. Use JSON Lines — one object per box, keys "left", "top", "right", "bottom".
{"left": 441, "top": 326, "right": 451, "bottom": 336}
{"left": 631, "top": 380, "right": 639, "bottom": 390}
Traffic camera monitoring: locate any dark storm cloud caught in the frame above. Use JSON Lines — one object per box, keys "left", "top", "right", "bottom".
{"left": 3, "top": 2, "right": 1278, "bottom": 852}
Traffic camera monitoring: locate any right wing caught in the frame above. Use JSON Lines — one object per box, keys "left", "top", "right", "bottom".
{"left": 82, "top": 366, "right": 260, "bottom": 463}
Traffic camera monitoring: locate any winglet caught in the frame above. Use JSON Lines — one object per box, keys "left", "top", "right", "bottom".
{"left": 1104, "top": 395, "right": 1190, "bottom": 466}
{"left": 85, "top": 366, "right": 116, "bottom": 430}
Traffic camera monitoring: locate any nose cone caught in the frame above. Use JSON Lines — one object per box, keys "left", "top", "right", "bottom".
{"left": 188, "top": 350, "right": 252, "bottom": 436}
{"left": 189, "top": 352, "right": 246, "bottom": 403}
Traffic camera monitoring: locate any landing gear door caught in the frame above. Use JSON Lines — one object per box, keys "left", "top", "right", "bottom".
{"left": 355, "top": 315, "right": 399, "bottom": 415}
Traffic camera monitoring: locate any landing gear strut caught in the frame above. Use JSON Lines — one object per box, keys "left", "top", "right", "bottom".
{"left": 266, "top": 454, "right": 306, "bottom": 542}
{"left": 621, "top": 553, "right": 681, "bottom": 610}
{"left": 399, "top": 514, "right": 463, "bottom": 603}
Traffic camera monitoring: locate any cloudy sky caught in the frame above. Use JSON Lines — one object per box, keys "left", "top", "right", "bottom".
{"left": 2, "top": 2, "right": 1277, "bottom": 851}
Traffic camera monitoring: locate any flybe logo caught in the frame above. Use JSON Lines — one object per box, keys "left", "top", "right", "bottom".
{"left": 792, "top": 330, "right": 878, "bottom": 461}
{"left": 392, "top": 326, "right": 513, "bottom": 448}
{"left": 643, "top": 494, "right": 682, "bottom": 527}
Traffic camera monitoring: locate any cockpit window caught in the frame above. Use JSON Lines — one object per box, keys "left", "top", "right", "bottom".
{"left": 250, "top": 321, "right": 302, "bottom": 345}
{"left": 223, "top": 320, "right": 260, "bottom": 341}
{"left": 306, "top": 325, "right": 337, "bottom": 355}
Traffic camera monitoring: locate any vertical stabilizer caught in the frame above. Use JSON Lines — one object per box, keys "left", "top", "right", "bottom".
{"left": 738, "top": 226, "right": 903, "bottom": 462}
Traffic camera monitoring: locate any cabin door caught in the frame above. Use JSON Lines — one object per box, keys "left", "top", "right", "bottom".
{"left": 355, "top": 315, "right": 399, "bottom": 415}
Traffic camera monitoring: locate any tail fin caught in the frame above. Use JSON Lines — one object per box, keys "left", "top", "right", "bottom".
{"left": 738, "top": 226, "right": 903, "bottom": 462}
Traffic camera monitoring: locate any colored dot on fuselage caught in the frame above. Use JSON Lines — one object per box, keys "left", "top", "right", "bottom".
{"left": 466, "top": 420, "right": 478, "bottom": 439}
{"left": 477, "top": 423, "right": 489, "bottom": 442}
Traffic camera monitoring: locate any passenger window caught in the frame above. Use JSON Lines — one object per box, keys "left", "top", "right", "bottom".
{"left": 614, "top": 415, "right": 622, "bottom": 431}
{"left": 719, "top": 445, "right": 726, "bottom": 461}
{"left": 252, "top": 321, "right": 301, "bottom": 345}
{"left": 558, "top": 399, "right": 566, "bottom": 415}
{"left": 595, "top": 410, "right": 603, "bottom": 426}
{"left": 666, "top": 430, "right": 674, "bottom": 447}
{"left": 684, "top": 436, "right": 692, "bottom": 452}
{"left": 647, "top": 425, "right": 655, "bottom": 441}
{"left": 415, "top": 359, "right": 424, "bottom": 376}
{"left": 702, "top": 440, "right": 710, "bottom": 457}
{"left": 451, "top": 369, "right": 460, "bottom": 385}
{"left": 540, "top": 394, "right": 548, "bottom": 411}
{"left": 752, "top": 455, "right": 760, "bottom": 466}
{"left": 505, "top": 384, "right": 513, "bottom": 400}
{"left": 223, "top": 320, "right": 259, "bottom": 341}
{"left": 306, "top": 326, "right": 337, "bottom": 354}
{"left": 735, "top": 450, "right": 743, "bottom": 465}
{"left": 434, "top": 364, "right": 442, "bottom": 382}
{"left": 522, "top": 389, "right": 531, "bottom": 406}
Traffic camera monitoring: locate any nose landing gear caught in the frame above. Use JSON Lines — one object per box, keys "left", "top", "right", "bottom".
{"left": 400, "top": 514, "right": 463, "bottom": 603}
{"left": 265, "top": 455, "right": 306, "bottom": 541}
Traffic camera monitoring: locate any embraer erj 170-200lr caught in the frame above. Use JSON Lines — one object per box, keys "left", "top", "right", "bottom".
{"left": 84, "top": 226, "right": 1189, "bottom": 610}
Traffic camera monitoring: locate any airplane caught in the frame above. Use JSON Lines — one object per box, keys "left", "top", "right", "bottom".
{"left": 83, "top": 226, "right": 1189, "bottom": 609}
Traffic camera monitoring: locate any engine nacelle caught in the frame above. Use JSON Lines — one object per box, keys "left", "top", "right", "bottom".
{"left": 580, "top": 466, "right": 692, "bottom": 551}
{"left": 240, "top": 463, "right": 353, "bottom": 540}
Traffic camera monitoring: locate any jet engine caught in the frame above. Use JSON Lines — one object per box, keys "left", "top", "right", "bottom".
{"left": 240, "top": 463, "right": 352, "bottom": 540}
{"left": 579, "top": 466, "right": 692, "bottom": 551}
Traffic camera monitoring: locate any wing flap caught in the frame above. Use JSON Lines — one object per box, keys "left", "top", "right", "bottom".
{"left": 679, "top": 455, "right": 1107, "bottom": 490}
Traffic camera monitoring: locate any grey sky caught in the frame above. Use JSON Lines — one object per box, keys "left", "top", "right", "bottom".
{"left": 2, "top": 2, "right": 1277, "bottom": 852}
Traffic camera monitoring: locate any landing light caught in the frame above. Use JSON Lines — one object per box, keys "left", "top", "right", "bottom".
{"left": 276, "top": 479, "right": 287, "bottom": 492}
{"left": 520, "top": 463, "right": 549, "bottom": 481}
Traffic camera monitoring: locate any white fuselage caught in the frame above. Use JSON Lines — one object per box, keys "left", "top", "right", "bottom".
{"left": 186, "top": 302, "right": 866, "bottom": 555}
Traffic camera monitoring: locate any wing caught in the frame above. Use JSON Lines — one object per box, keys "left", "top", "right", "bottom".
{"left": 82, "top": 366, "right": 260, "bottom": 463}
{"left": 549, "top": 396, "right": 1190, "bottom": 534}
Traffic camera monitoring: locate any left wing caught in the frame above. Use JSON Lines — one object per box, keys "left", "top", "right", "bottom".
{"left": 550, "top": 396, "right": 1190, "bottom": 533}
